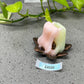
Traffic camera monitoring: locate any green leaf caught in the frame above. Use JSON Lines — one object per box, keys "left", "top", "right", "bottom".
{"left": 71, "top": 0, "right": 84, "bottom": 11}
{"left": 6, "top": 1, "right": 22, "bottom": 13}
{"left": 0, "top": 12, "right": 11, "bottom": 24}
{"left": 45, "top": 8, "right": 52, "bottom": 22}
{"left": 53, "top": 0, "right": 69, "bottom": 8}
{"left": 0, "top": 1, "right": 8, "bottom": 19}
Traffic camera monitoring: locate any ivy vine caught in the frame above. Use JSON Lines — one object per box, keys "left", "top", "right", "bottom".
{"left": 0, "top": 0, "right": 84, "bottom": 24}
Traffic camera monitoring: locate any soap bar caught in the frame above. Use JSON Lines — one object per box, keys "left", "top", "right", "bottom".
{"left": 38, "top": 21, "right": 66, "bottom": 56}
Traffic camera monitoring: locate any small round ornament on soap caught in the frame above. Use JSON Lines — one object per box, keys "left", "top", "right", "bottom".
{"left": 33, "top": 8, "right": 72, "bottom": 60}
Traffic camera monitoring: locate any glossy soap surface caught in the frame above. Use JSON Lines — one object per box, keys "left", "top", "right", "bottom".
{"left": 38, "top": 21, "right": 66, "bottom": 56}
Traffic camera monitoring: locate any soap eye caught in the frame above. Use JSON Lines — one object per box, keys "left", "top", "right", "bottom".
{"left": 52, "top": 41, "right": 56, "bottom": 50}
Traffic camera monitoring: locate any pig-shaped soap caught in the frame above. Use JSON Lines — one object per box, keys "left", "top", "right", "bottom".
{"left": 38, "top": 21, "right": 66, "bottom": 56}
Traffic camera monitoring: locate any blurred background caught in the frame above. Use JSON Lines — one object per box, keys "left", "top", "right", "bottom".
{"left": 1, "top": 0, "right": 70, "bottom": 4}
{"left": 1, "top": 0, "right": 23, "bottom": 3}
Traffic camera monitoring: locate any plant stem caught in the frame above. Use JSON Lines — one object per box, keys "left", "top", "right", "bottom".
{"left": 0, "top": 17, "right": 26, "bottom": 23}
{"left": 40, "top": 0, "right": 45, "bottom": 14}
{"left": 72, "top": 5, "right": 75, "bottom": 11}
{"left": 0, "top": 19, "right": 11, "bottom": 22}
{"left": 18, "top": 12, "right": 25, "bottom": 17}
{"left": 53, "top": 1, "right": 57, "bottom": 10}
{"left": 0, "top": 13, "right": 44, "bottom": 23}
{"left": 12, "top": 13, "right": 44, "bottom": 23}
{"left": 47, "top": 0, "right": 51, "bottom": 10}
{"left": 29, "top": 13, "right": 44, "bottom": 18}
{"left": 11, "top": 17, "right": 26, "bottom": 23}
{"left": 62, "top": 6, "right": 65, "bottom": 9}
{"left": 73, "top": 10, "right": 84, "bottom": 13}
{"left": 0, "top": 6, "right": 84, "bottom": 23}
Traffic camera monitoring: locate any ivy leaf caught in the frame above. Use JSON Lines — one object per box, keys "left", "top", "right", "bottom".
{"left": 71, "top": 0, "right": 84, "bottom": 11}
{"left": 0, "top": 1, "right": 8, "bottom": 19}
{"left": 53, "top": 0, "right": 69, "bottom": 8}
{"left": 6, "top": 1, "right": 22, "bottom": 13}
{"left": 45, "top": 8, "right": 52, "bottom": 22}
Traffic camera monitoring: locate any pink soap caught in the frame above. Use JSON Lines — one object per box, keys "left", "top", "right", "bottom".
{"left": 38, "top": 22, "right": 60, "bottom": 56}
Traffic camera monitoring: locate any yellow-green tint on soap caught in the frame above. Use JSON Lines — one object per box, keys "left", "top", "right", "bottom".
{"left": 52, "top": 22, "right": 66, "bottom": 54}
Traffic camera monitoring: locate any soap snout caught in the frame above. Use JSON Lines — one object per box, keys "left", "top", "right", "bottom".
{"left": 38, "top": 22, "right": 60, "bottom": 56}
